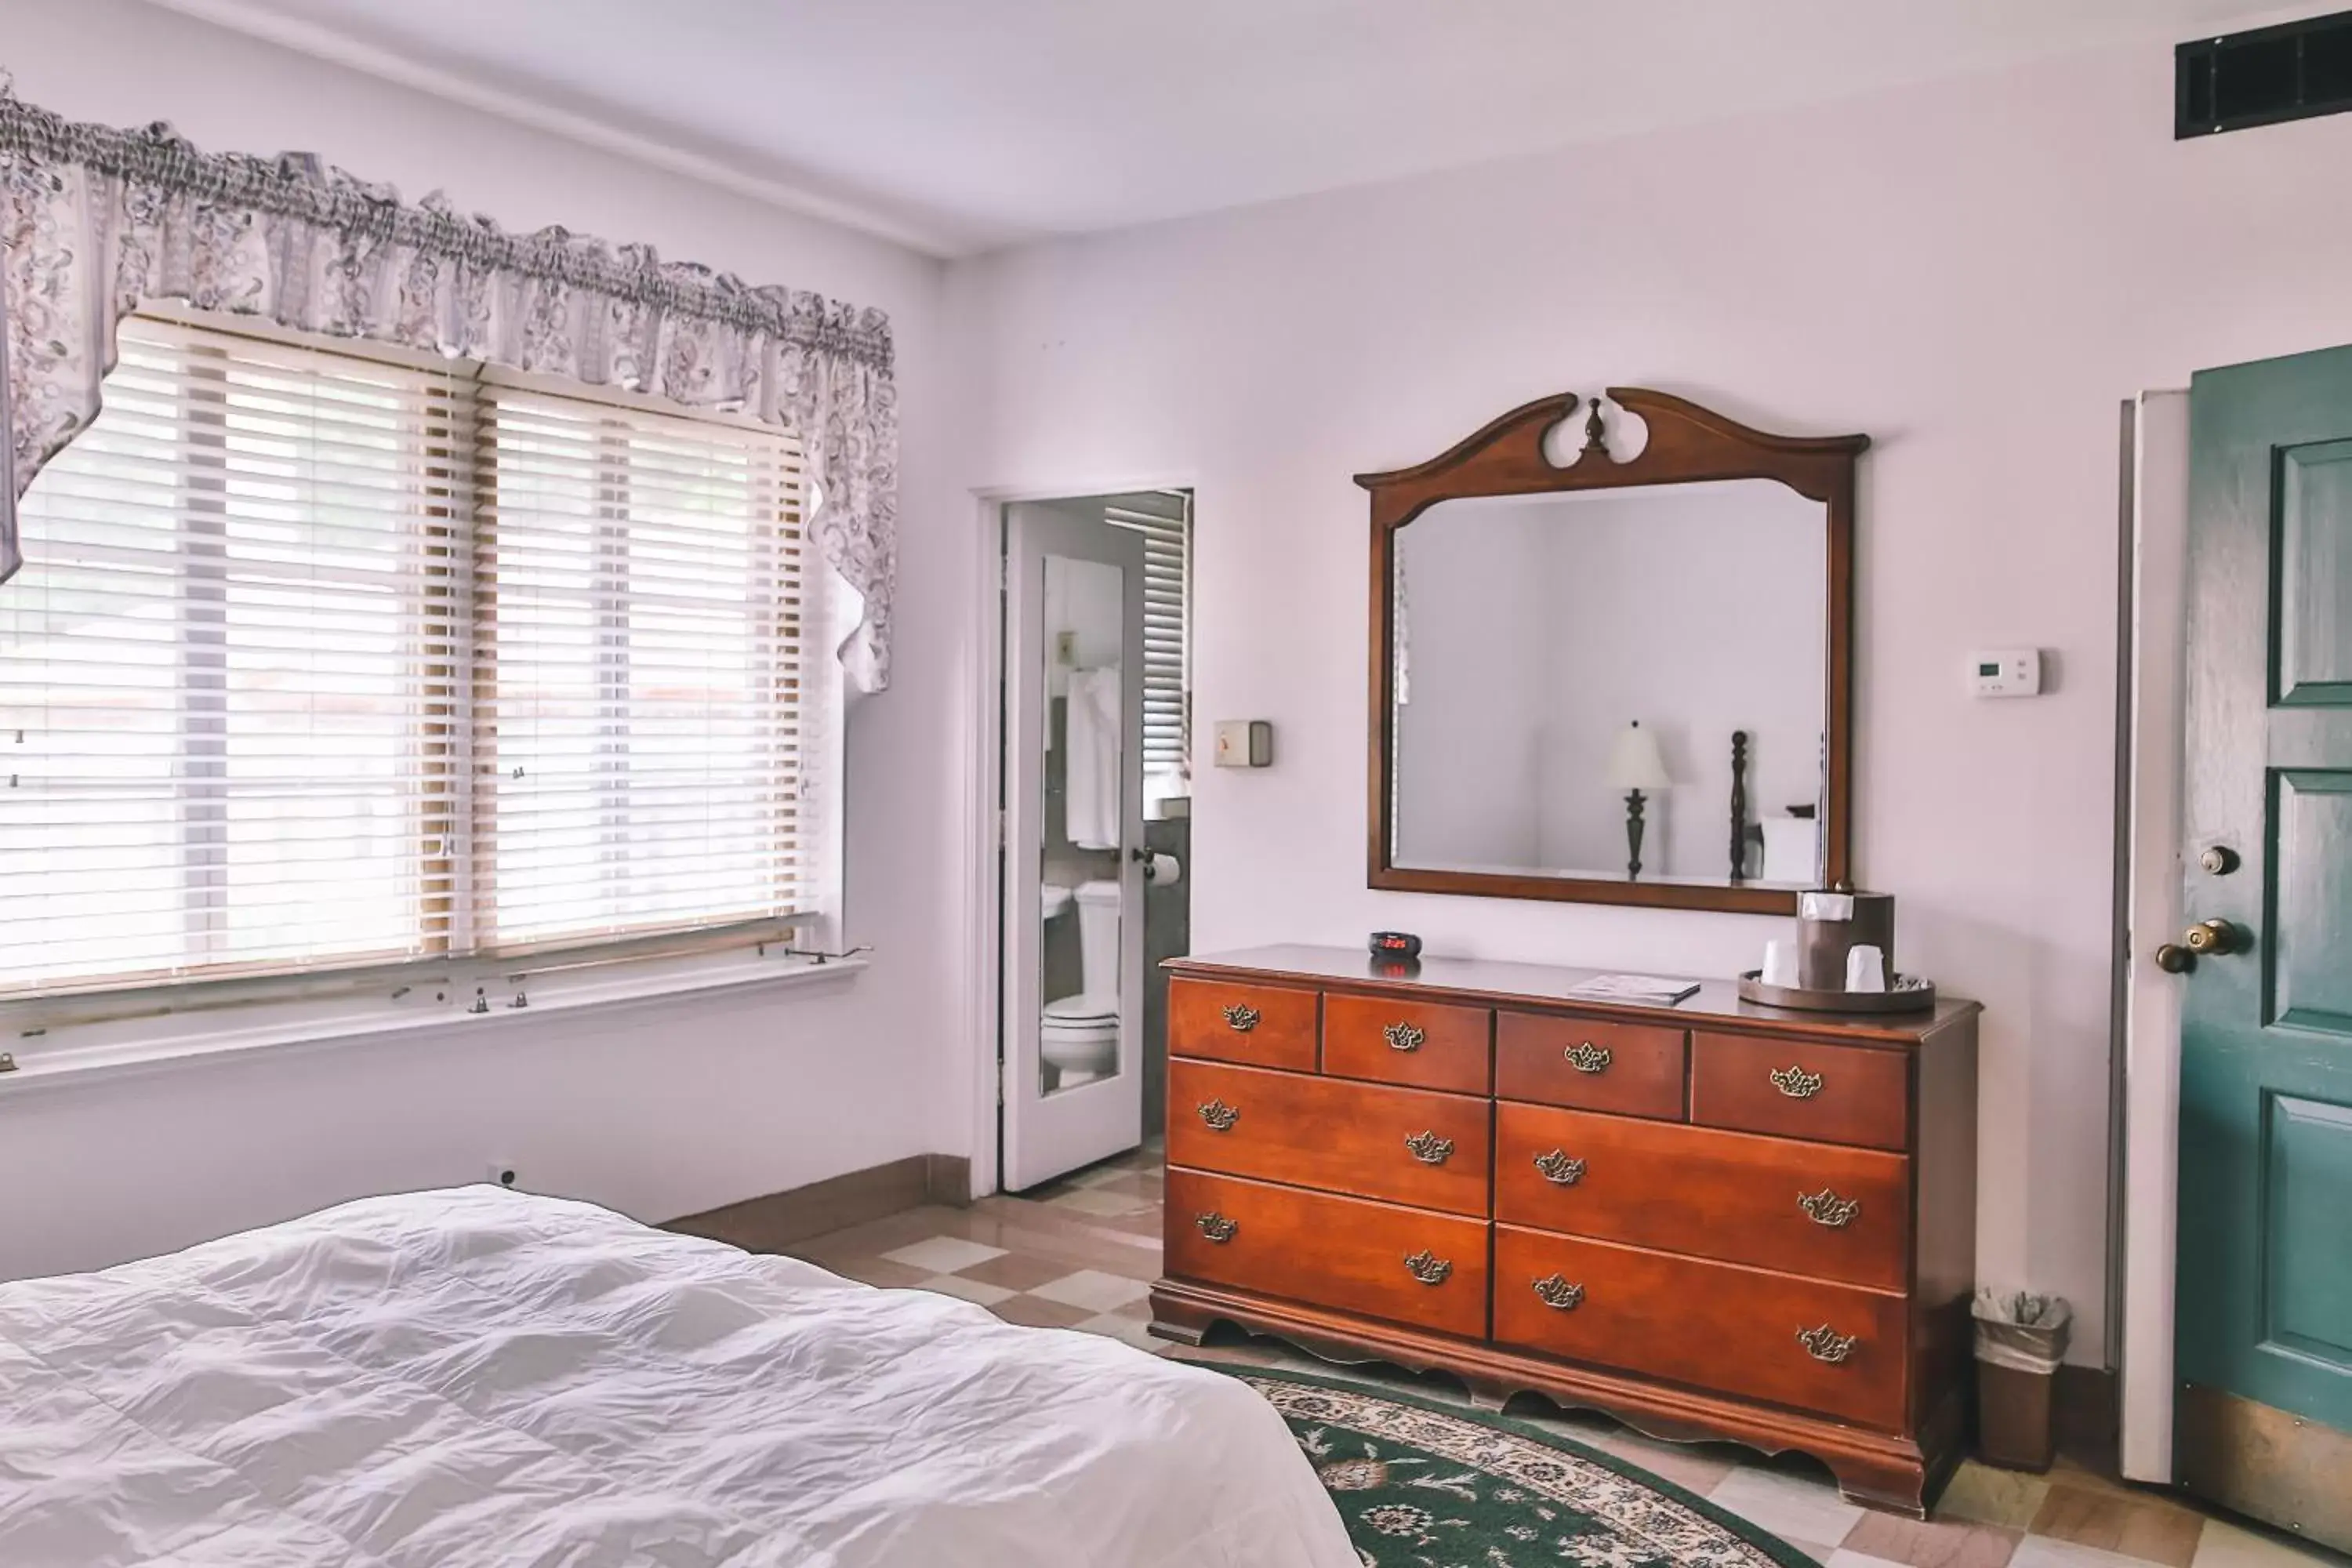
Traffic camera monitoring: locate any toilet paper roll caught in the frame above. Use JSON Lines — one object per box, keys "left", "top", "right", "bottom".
{"left": 1142, "top": 852, "right": 1183, "bottom": 886}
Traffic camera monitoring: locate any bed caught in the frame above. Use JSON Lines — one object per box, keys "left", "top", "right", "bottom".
{"left": 0, "top": 1185, "right": 1356, "bottom": 1567}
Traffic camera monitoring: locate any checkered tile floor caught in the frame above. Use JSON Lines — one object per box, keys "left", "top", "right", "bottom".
{"left": 784, "top": 1144, "right": 2341, "bottom": 1568}
{"left": 786, "top": 1143, "right": 1165, "bottom": 1349}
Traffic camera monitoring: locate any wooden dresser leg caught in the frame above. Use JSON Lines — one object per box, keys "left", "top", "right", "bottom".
{"left": 1461, "top": 1374, "right": 1516, "bottom": 1414}
{"left": 1827, "top": 1425, "right": 1963, "bottom": 1519}
{"left": 1148, "top": 1289, "right": 1212, "bottom": 1346}
{"left": 1829, "top": 1455, "right": 1929, "bottom": 1519}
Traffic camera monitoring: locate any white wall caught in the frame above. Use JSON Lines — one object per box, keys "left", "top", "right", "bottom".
{"left": 0, "top": 0, "right": 973, "bottom": 1281}
{"left": 1036, "top": 508, "right": 1129, "bottom": 698}
{"left": 944, "top": 41, "right": 2352, "bottom": 1362}
{"left": 1392, "top": 503, "right": 1549, "bottom": 870}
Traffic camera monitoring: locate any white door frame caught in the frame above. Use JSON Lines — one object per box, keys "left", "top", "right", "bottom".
{"left": 960, "top": 476, "right": 1196, "bottom": 1201}
{"left": 2118, "top": 389, "right": 2190, "bottom": 1482}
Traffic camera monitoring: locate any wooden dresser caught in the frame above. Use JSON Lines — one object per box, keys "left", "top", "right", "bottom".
{"left": 1150, "top": 944, "right": 1980, "bottom": 1515}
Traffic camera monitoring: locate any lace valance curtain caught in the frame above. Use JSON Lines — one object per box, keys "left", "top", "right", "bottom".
{"left": 0, "top": 89, "right": 900, "bottom": 688}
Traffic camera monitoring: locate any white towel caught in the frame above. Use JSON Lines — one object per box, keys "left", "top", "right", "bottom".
{"left": 1065, "top": 665, "right": 1122, "bottom": 850}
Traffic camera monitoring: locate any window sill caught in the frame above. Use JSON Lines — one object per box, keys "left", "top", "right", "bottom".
{"left": 0, "top": 953, "right": 866, "bottom": 1098}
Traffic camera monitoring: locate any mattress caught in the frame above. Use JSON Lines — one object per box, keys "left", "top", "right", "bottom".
{"left": 0, "top": 1185, "right": 1356, "bottom": 1567}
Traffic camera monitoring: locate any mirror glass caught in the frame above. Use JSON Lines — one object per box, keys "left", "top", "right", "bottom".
{"left": 1390, "top": 478, "right": 1827, "bottom": 891}
{"left": 1037, "top": 552, "right": 1127, "bottom": 1098}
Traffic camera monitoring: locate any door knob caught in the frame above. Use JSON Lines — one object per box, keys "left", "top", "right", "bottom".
{"left": 2183, "top": 918, "right": 2247, "bottom": 956}
{"left": 2154, "top": 943, "right": 2194, "bottom": 975}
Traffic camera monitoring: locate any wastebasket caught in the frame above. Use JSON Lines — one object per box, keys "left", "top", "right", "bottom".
{"left": 1973, "top": 1289, "right": 2071, "bottom": 1472}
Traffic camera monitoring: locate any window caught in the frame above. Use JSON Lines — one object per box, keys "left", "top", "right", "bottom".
{"left": 0, "top": 315, "right": 837, "bottom": 1000}
{"left": 1105, "top": 492, "right": 1190, "bottom": 808}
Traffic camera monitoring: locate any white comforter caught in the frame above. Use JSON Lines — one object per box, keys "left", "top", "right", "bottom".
{"left": 0, "top": 1186, "right": 1355, "bottom": 1568}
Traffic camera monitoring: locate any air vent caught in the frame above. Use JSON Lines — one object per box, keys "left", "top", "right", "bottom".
{"left": 2178, "top": 10, "right": 2352, "bottom": 137}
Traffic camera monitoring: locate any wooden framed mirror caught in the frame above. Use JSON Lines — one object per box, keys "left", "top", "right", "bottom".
{"left": 1360, "top": 389, "right": 1867, "bottom": 915}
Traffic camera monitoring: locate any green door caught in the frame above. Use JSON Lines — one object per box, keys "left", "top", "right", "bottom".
{"left": 2176, "top": 344, "right": 2352, "bottom": 1548}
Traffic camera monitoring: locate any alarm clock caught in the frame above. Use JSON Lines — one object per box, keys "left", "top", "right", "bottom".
{"left": 1368, "top": 931, "right": 1423, "bottom": 961}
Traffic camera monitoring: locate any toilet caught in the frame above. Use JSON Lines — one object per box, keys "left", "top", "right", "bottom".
{"left": 1040, "top": 878, "right": 1121, "bottom": 1081}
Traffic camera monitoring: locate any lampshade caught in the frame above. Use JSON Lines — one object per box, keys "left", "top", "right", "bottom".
{"left": 1603, "top": 721, "right": 1672, "bottom": 791}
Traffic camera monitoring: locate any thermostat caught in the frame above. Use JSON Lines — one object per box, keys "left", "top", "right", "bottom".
{"left": 1969, "top": 649, "right": 2042, "bottom": 698}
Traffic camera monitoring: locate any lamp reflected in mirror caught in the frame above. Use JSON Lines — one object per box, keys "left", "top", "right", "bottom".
{"left": 1602, "top": 721, "right": 1671, "bottom": 879}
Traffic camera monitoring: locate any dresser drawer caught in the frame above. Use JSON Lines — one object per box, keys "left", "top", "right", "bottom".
{"left": 1322, "top": 992, "right": 1490, "bottom": 1094}
{"left": 1167, "top": 1168, "right": 1489, "bottom": 1338}
{"left": 1691, "top": 1032, "right": 1911, "bottom": 1151}
{"left": 1494, "top": 1102, "right": 1910, "bottom": 1290}
{"left": 1493, "top": 1227, "right": 1907, "bottom": 1430}
{"left": 1496, "top": 1013, "right": 1686, "bottom": 1120}
{"left": 1169, "top": 1059, "right": 1490, "bottom": 1217}
{"left": 1169, "top": 978, "right": 1319, "bottom": 1071}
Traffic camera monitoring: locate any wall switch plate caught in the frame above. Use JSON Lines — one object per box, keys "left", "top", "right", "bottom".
{"left": 1214, "top": 720, "right": 1273, "bottom": 768}
{"left": 1970, "top": 648, "right": 2043, "bottom": 697}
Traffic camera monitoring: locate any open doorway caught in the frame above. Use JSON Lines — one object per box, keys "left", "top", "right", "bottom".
{"left": 996, "top": 491, "right": 1192, "bottom": 1193}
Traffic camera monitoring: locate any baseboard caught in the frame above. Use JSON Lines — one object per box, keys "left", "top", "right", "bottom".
{"left": 923, "top": 1153, "right": 975, "bottom": 1207}
{"left": 664, "top": 1153, "right": 971, "bottom": 1254}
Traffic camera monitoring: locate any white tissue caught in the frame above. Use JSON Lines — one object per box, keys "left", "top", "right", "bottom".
{"left": 1801, "top": 891, "right": 1856, "bottom": 922}
{"left": 1142, "top": 852, "right": 1182, "bottom": 887}
{"left": 1846, "top": 944, "right": 1887, "bottom": 993}
{"left": 1762, "top": 818, "right": 1820, "bottom": 885}
{"left": 1762, "top": 939, "right": 1799, "bottom": 988}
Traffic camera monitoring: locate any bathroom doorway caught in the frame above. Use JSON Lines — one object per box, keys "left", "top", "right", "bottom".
{"left": 996, "top": 492, "right": 1192, "bottom": 1193}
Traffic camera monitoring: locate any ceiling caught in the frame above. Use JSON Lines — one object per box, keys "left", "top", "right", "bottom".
{"left": 150, "top": 0, "right": 2292, "bottom": 256}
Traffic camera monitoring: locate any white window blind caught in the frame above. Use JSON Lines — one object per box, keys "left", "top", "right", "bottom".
{"left": 1105, "top": 494, "right": 1190, "bottom": 801}
{"left": 0, "top": 316, "right": 827, "bottom": 999}
{"left": 474, "top": 387, "right": 809, "bottom": 951}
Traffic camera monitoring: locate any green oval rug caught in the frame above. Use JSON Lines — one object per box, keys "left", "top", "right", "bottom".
{"left": 1210, "top": 1364, "right": 1813, "bottom": 1568}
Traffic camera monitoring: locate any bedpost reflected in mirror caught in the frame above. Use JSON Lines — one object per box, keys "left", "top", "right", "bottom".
{"left": 1359, "top": 389, "right": 1866, "bottom": 915}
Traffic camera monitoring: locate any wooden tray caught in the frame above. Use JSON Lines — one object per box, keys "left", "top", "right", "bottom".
{"left": 1737, "top": 971, "right": 1937, "bottom": 1014}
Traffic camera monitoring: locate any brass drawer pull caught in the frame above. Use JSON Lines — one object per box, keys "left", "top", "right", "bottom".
{"left": 1798, "top": 1189, "right": 1860, "bottom": 1228}
{"left": 1563, "top": 1042, "right": 1613, "bottom": 1073}
{"left": 1196, "top": 1212, "right": 1237, "bottom": 1243}
{"left": 1222, "top": 1004, "right": 1261, "bottom": 1033}
{"left": 1533, "top": 1149, "right": 1587, "bottom": 1186}
{"left": 1796, "top": 1324, "right": 1857, "bottom": 1363}
{"left": 1769, "top": 1064, "right": 1824, "bottom": 1099}
{"left": 1384, "top": 1021, "right": 1425, "bottom": 1052}
{"left": 1403, "top": 1131, "right": 1454, "bottom": 1165}
{"left": 1403, "top": 1250, "right": 1453, "bottom": 1286}
{"left": 1196, "top": 1099, "right": 1240, "bottom": 1131}
{"left": 1533, "top": 1273, "right": 1585, "bottom": 1311}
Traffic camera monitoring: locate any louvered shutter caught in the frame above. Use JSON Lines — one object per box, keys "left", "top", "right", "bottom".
{"left": 1106, "top": 495, "right": 1190, "bottom": 804}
